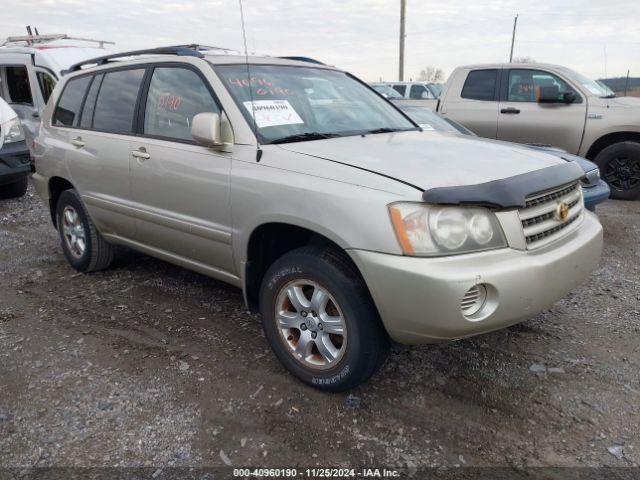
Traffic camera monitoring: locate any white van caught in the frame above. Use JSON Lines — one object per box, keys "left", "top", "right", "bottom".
{"left": 0, "top": 33, "right": 113, "bottom": 142}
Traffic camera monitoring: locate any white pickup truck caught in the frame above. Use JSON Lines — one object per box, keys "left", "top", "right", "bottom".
{"left": 434, "top": 63, "right": 640, "bottom": 199}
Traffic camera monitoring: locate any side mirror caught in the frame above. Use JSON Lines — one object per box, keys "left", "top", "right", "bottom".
{"left": 191, "top": 112, "right": 223, "bottom": 147}
{"left": 537, "top": 85, "right": 560, "bottom": 103}
{"left": 562, "top": 91, "right": 577, "bottom": 104}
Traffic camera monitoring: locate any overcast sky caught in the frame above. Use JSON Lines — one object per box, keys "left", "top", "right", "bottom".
{"left": 1, "top": 0, "right": 639, "bottom": 81}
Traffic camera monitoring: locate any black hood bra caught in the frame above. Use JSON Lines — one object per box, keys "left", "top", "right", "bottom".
{"left": 422, "top": 161, "right": 585, "bottom": 209}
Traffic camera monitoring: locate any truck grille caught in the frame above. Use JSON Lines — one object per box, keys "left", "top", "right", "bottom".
{"left": 518, "top": 182, "right": 584, "bottom": 249}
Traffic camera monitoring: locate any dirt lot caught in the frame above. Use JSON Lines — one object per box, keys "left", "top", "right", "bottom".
{"left": 1, "top": 183, "right": 639, "bottom": 471}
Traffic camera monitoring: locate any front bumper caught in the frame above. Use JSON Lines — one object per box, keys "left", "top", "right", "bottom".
{"left": 583, "top": 180, "right": 610, "bottom": 211}
{"left": 0, "top": 141, "right": 30, "bottom": 186}
{"left": 348, "top": 211, "right": 603, "bottom": 344}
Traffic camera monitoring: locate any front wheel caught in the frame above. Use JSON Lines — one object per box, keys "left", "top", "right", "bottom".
{"left": 594, "top": 141, "right": 640, "bottom": 200}
{"left": 259, "top": 246, "right": 389, "bottom": 392}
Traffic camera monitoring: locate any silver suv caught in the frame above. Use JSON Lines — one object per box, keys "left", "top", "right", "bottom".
{"left": 32, "top": 46, "right": 603, "bottom": 391}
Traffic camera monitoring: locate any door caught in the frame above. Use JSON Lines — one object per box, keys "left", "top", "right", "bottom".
{"left": 441, "top": 68, "right": 500, "bottom": 138}
{"left": 130, "top": 65, "right": 234, "bottom": 274}
{"left": 63, "top": 68, "right": 146, "bottom": 238}
{"left": 0, "top": 54, "right": 42, "bottom": 142}
{"left": 497, "top": 68, "right": 587, "bottom": 154}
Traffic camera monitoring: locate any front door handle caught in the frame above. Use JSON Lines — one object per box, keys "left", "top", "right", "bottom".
{"left": 500, "top": 107, "right": 521, "bottom": 114}
{"left": 131, "top": 148, "right": 151, "bottom": 161}
{"left": 71, "top": 137, "right": 85, "bottom": 148}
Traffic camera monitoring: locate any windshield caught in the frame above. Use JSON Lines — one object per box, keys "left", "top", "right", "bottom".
{"left": 397, "top": 106, "right": 459, "bottom": 133}
{"left": 214, "top": 65, "right": 416, "bottom": 143}
{"left": 427, "top": 83, "right": 443, "bottom": 97}
{"left": 371, "top": 84, "right": 403, "bottom": 99}
{"left": 559, "top": 67, "right": 614, "bottom": 98}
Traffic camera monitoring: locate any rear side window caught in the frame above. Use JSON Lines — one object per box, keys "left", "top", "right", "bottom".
{"left": 37, "top": 71, "right": 57, "bottom": 103}
{"left": 80, "top": 74, "right": 102, "bottom": 129}
{"left": 93, "top": 69, "right": 145, "bottom": 134}
{"left": 461, "top": 69, "right": 498, "bottom": 101}
{"left": 53, "top": 75, "right": 92, "bottom": 127}
{"left": 143, "top": 67, "right": 220, "bottom": 141}
{"left": 5, "top": 66, "right": 33, "bottom": 105}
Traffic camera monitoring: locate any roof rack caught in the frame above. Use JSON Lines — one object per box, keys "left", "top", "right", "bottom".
{"left": 2, "top": 34, "right": 115, "bottom": 48}
{"left": 278, "top": 56, "right": 325, "bottom": 65}
{"left": 66, "top": 44, "right": 237, "bottom": 73}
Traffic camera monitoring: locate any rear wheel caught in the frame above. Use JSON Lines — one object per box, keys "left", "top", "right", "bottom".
{"left": 260, "top": 246, "right": 389, "bottom": 391}
{"left": 594, "top": 141, "right": 640, "bottom": 200}
{"left": 0, "top": 177, "right": 28, "bottom": 199}
{"left": 56, "top": 189, "right": 114, "bottom": 272}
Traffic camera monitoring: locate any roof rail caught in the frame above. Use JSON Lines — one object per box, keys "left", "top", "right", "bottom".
{"left": 2, "top": 34, "right": 115, "bottom": 48}
{"left": 278, "top": 56, "right": 325, "bottom": 65}
{"left": 65, "top": 44, "right": 217, "bottom": 73}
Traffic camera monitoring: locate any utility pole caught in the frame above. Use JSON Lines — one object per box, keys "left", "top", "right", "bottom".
{"left": 399, "top": 0, "right": 406, "bottom": 81}
{"left": 624, "top": 69, "right": 630, "bottom": 96}
{"left": 509, "top": 14, "right": 518, "bottom": 63}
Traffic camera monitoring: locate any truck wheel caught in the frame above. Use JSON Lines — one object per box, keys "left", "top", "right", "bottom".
{"left": 55, "top": 189, "right": 114, "bottom": 272}
{"left": 594, "top": 141, "right": 640, "bottom": 200}
{"left": 259, "top": 246, "right": 389, "bottom": 392}
{"left": 0, "top": 177, "right": 28, "bottom": 199}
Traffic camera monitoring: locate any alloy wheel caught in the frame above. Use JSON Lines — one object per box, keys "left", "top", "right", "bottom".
{"left": 274, "top": 279, "right": 347, "bottom": 370}
{"left": 61, "top": 206, "right": 86, "bottom": 259}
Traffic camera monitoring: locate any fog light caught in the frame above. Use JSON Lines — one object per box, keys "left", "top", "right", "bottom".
{"left": 461, "top": 284, "right": 488, "bottom": 317}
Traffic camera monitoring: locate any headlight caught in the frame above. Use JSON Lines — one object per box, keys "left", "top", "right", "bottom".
{"left": 1, "top": 117, "right": 25, "bottom": 144}
{"left": 389, "top": 203, "right": 507, "bottom": 256}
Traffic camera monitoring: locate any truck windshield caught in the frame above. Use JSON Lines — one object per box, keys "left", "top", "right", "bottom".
{"left": 560, "top": 67, "right": 614, "bottom": 98}
{"left": 214, "top": 64, "right": 417, "bottom": 144}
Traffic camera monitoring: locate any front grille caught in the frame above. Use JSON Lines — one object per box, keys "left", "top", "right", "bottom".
{"left": 518, "top": 181, "right": 584, "bottom": 249}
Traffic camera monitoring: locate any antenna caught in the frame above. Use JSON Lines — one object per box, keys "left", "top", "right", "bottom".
{"left": 238, "top": 0, "right": 262, "bottom": 162}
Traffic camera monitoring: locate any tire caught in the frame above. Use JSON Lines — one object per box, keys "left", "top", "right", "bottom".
{"left": 259, "top": 246, "right": 389, "bottom": 392}
{"left": 0, "top": 177, "right": 28, "bottom": 199}
{"left": 55, "top": 189, "right": 114, "bottom": 272}
{"left": 594, "top": 141, "right": 640, "bottom": 200}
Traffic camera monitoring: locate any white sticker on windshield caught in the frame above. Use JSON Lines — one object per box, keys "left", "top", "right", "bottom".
{"left": 419, "top": 123, "right": 435, "bottom": 130}
{"left": 243, "top": 100, "right": 304, "bottom": 128}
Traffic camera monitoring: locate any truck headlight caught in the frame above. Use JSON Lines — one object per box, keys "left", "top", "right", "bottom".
{"left": 389, "top": 203, "right": 507, "bottom": 256}
{"left": 1, "top": 117, "right": 25, "bottom": 144}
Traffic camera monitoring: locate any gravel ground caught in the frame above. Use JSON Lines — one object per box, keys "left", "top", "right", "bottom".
{"left": 0, "top": 183, "right": 639, "bottom": 470}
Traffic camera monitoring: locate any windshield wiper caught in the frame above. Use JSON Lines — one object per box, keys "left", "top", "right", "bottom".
{"left": 270, "top": 132, "right": 339, "bottom": 144}
{"left": 601, "top": 94, "right": 616, "bottom": 99}
{"left": 361, "top": 127, "right": 414, "bottom": 135}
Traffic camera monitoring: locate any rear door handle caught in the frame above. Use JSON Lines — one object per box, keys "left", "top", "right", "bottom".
{"left": 500, "top": 107, "right": 521, "bottom": 114}
{"left": 131, "top": 148, "right": 151, "bottom": 160}
{"left": 71, "top": 137, "right": 85, "bottom": 148}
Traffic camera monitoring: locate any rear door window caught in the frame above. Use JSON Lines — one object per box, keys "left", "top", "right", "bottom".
{"left": 53, "top": 75, "right": 92, "bottom": 127}
{"left": 461, "top": 69, "right": 498, "bottom": 101}
{"left": 143, "top": 67, "right": 220, "bottom": 141}
{"left": 79, "top": 74, "right": 102, "bottom": 129}
{"left": 93, "top": 69, "right": 145, "bottom": 134}
{"left": 409, "top": 84, "right": 432, "bottom": 100}
{"left": 5, "top": 66, "right": 33, "bottom": 105}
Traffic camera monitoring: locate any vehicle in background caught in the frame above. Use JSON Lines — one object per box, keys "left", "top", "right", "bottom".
{"left": 0, "top": 31, "right": 113, "bottom": 143}
{"left": 397, "top": 104, "right": 609, "bottom": 211}
{"left": 33, "top": 46, "right": 602, "bottom": 391}
{"left": 0, "top": 98, "right": 30, "bottom": 198}
{"left": 372, "top": 82, "right": 439, "bottom": 107}
{"left": 435, "top": 63, "right": 640, "bottom": 199}
{"left": 370, "top": 84, "right": 404, "bottom": 99}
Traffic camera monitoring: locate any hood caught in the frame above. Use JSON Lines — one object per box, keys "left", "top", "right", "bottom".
{"left": 605, "top": 96, "right": 640, "bottom": 108}
{"left": 277, "top": 130, "right": 565, "bottom": 191}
